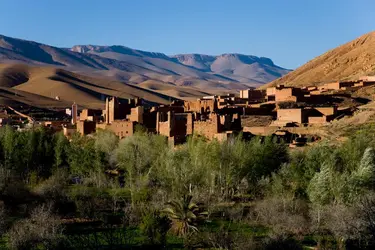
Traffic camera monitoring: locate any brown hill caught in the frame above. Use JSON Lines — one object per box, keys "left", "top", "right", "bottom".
{"left": 0, "top": 64, "right": 197, "bottom": 109}
{"left": 262, "top": 31, "right": 375, "bottom": 89}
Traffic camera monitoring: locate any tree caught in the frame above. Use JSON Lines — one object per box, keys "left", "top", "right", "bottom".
{"left": 67, "top": 133, "right": 98, "bottom": 176}
{"left": 116, "top": 133, "right": 167, "bottom": 206}
{"left": 162, "top": 195, "right": 208, "bottom": 236}
{"left": 54, "top": 132, "right": 69, "bottom": 168}
{"left": 94, "top": 129, "right": 118, "bottom": 170}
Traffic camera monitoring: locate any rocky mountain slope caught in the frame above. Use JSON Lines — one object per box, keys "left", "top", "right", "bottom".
{"left": 262, "top": 31, "right": 375, "bottom": 88}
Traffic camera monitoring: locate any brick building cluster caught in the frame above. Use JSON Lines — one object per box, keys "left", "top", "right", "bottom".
{"left": 36, "top": 75, "right": 375, "bottom": 145}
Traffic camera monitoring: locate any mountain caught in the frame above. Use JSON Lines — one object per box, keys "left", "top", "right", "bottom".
{"left": 0, "top": 34, "right": 290, "bottom": 90}
{"left": 262, "top": 31, "right": 375, "bottom": 88}
{"left": 0, "top": 63, "right": 191, "bottom": 109}
{"left": 71, "top": 44, "right": 290, "bottom": 85}
{"left": 172, "top": 53, "right": 289, "bottom": 83}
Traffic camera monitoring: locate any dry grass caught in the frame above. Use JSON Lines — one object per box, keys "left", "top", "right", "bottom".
{"left": 261, "top": 31, "right": 375, "bottom": 89}
{"left": 0, "top": 63, "right": 200, "bottom": 109}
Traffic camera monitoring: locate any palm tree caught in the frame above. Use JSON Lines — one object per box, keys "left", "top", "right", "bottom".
{"left": 162, "top": 195, "right": 208, "bottom": 236}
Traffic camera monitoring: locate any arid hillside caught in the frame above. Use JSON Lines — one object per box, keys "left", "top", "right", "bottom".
{"left": 262, "top": 31, "right": 375, "bottom": 88}
{"left": 0, "top": 64, "right": 196, "bottom": 109}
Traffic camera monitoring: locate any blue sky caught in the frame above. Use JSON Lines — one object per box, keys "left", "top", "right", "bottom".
{"left": 0, "top": 0, "right": 374, "bottom": 69}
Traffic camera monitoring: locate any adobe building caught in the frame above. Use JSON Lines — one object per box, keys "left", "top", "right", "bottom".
{"left": 275, "top": 87, "right": 306, "bottom": 102}
{"left": 239, "top": 89, "right": 266, "bottom": 102}
{"left": 266, "top": 85, "right": 284, "bottom": 101}
{"left": 277, "top": 108, "right": 307, "bottom": 124}
{"left": 77, "top": 120, "right": 96, "bottom": 135}
{"left": 318, "top": 81, "right": 361, "bottom": 91}
{"left": 97, "top": 120, "right": 136, "bottom": 139}
{"left": 80, "top": 109, "right": 102, "bottom": 122}
{"left": 156, "top": 111, "right": 193, "bottom": 144}
{"left": 360, "top": 76, "right": 375, "bottom": 82}
{"left": 71, "top": 103, "right": 78, "bottom": 125}
{"left": 277, "top": 106, "right": 337, "bottom": 125}
{"left": 307, "top": 106, "right": 337, "bottom": 124}
{"left": 193, "top": 113, "right": 221, "bottom": 139}
{"left": 184, "top": 98, "right": 218, "bottom": 113}
{"left": 63, "top": 124, "right": 76, "bottom": 138}
{"left": 43, "top": 121, "right": 71, "bottom": 131}
{"left": 75, "top": 96, "right": 145, "bottom": 138}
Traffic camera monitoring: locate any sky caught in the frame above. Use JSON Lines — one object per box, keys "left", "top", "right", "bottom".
{"left": 0, "top": 0, "right": 374, "bottom": 69}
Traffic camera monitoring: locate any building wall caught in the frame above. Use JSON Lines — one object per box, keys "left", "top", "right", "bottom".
{"left": 184, "top": 99, "right": 217, "bottom": 113}
{"left": 71, "top": 103, "right": 78, "bottom": 125}
{"left": 266, "top": 87, "right": 277, "bottom": 96}
{"left": 156, "top": 112, "right": 193, "bottom": 140}
{"left": 277, "top": 109, "right": 304, "bottom": 123}
{"left": 321, "top": 81, "right": 356, "bottom": 90}
{"left": 128, "top": 106, "right": 144, "bottom": 123}
{"left": 43, "top": 121, "right": 70, "bottom": 131}
{"left": 314, "top": 107, "right": 337, "bottom": 116}
{"left": 97, "top": 120, "right": 135, "bottom": 139}
{"left": 186, "top": 113, "right": 193, "bottom": 135}
{"left": 193, "top": 114, "right": 220, "bottom": 139}
{"left": 156, "top": 112, "right": 172, "bottom": 137}
{"left": 77, "top": 120, "right": 96, "bottom": 135}
{"left": 63, "top": 127, "right": 76, "bottom": 138}
{"left": 360, "top": 76, "right": 375, "bottom": 81}
{"left": 240, "top": 89, "right": 265, "bottom": 101}
{"left": 107, "top": 120, "right": 135, "bottom": 139}
{"left": 275, "top": 88, "right": 303, "bottom": 102}
{"left": 105, "top": 97, "right": 134, "bottom": 124}
{"left": 322, "top": 82, "right": 340, "bottom": 90}
{"left": 80, "top": 109, "right": 101, "bottom": 122}
{"left": 308, "top": 116, "right": 328, "bottom": 124}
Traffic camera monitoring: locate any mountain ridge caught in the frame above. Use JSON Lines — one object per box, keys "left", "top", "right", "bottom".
{"left": 262, "top": 31, "right": 375, "bottom": 89}
{"left": 0, "top": 34, "right": 290, "bottom": 90}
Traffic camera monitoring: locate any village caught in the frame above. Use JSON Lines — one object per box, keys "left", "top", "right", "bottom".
{"left": 0, "top": 76, "right": 375, "bottom": 147}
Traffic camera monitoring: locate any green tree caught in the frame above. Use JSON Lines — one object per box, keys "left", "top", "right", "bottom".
{"left": 162, "top": 195, "right": 208, "bottom": 236}
{"left": 116, "top": 133, "right": 167, "bottom": 206}
{"left": 67, "top": 133, "right": 98, "bottom": 176}
{"left": 54, "top": 132, "right": 69, "bottom": 168}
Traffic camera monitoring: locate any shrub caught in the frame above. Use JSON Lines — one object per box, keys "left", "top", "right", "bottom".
{"left": 7, "top": 205, "right": 63, "bottom": 250}
{"left": 140, "top": 209, "right": 170, "bottom": 246}
{"left": 253, "top": 197, "right": 310, "bottom": 236}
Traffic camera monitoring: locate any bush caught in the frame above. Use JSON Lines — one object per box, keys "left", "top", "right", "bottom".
{"left": 262, "top": 235, "right": 303, "bottom": 250}
{"left": 140, "top": 209, "right": 170, "bottom": 246}
{"left": 7, "top": 205, "right": 63, "bottom": 250}
{"left": 253, "top": 197, "right": 310, "bottom": 236}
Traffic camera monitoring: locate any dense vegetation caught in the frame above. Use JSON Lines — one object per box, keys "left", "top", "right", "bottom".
{"left": 1, "top": 125, "right": 375, "bottom": 249}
